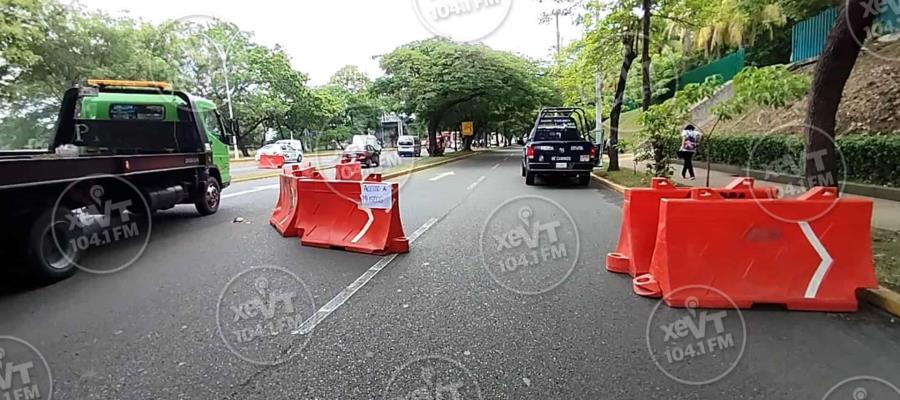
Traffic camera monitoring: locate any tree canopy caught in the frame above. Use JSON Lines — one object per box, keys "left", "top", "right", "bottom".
{"left": 375, "top": 38, "right": 561, "bottom": 152}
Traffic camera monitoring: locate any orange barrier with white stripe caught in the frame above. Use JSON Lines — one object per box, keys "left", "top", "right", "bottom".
{"left": 293, "top": 174, "right": 409, "bottom": 255}
{"left": 633, "top": 187, "right": 878, "bottom": 312}
{"left": 258, "top": 154, "right": 285, "bottom": 169}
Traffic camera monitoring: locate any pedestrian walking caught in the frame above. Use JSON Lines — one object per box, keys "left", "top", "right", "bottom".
{"left": 678, "top": 124, "right": 701, "bottom": 180}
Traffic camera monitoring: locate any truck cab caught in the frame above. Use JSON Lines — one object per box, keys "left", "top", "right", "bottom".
{"left": 78, "top": 88, "right": 232, "bottom": 187}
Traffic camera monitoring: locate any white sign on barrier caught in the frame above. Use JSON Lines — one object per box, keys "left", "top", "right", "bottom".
{"left": 361, "top": 183, "right": 392, "bottom": 209}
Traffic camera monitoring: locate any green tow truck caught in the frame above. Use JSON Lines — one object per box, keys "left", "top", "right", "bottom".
{"left": 0, "top": 80, "right": 235, "bottom": 284}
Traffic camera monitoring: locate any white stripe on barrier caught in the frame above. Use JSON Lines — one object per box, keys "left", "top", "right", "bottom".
{"left": 351, "top": 207, "right": 375, "bottom": 244}
{"left": 799, "top": 221, "right": 834, "bottom": 299}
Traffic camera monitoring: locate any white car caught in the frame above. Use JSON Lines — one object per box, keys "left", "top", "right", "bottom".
{"left": 255, "top": 143, "right": 303, "bottom": 163}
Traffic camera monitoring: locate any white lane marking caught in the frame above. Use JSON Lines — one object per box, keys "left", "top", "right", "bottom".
{"left": 467, "top": 176, "right": 487, "bottom": 191}
{"left": 799, "top": 222, "right": 834, "bottom": 298}
{"left": 221, "top": 184, "right": 279, "bottom": 199}
{"left": 292, "top": 217, "right": 440, "bottom": 336}
{"left": 429, "top": 171, "right": 456, "bottom": 182}
{"left": 492, "top": 163, "right": 501, "bottom": 169}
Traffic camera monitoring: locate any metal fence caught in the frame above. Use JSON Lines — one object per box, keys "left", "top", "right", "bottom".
{"left": 678, "top": 48, "right": 746, "bottom": 89}
{"left": 791, "top": 5, "right": 900, "bottom": 63}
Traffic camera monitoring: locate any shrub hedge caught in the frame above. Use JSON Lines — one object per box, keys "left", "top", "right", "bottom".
{"left": 679, "top": 133, "right": 900, "bottom": 187}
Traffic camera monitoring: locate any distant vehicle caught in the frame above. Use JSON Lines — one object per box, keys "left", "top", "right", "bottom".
{"left": 274, "top": 139, "right": 304, "bottom": 151}
{"left": 256, "top": 143, "right": 303, "bottom": 163}
{"left": 522, "top": 107, "right": 597, "bottom": 186}
{"left": 351, "top": 134, "right": 383, "bottom": 152}
{"left": 397, "top": 135, "right": 422, "bottom": 157}
{"left": 341, "top": 144, "right": 381, "bottom": 168}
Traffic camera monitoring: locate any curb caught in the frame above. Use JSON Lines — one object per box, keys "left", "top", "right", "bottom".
{"left": 230, "top": 152, "right": 481, "bottom": 184}
{"left": 231, "top": 165, "right": 337, "bottom": 184}
{"left": 860, "top": 286, "right": 900, "bottom": 318}
{"left": 590, "top": 172, "right": 900, "bottom": 318}
{"left": 590, "top": 173, "right": 627, "bottom": 194}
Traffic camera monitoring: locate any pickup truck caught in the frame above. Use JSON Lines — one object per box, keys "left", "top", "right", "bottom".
{"left": 0, "top": 80, "right": 234, "bottom": 284}
{"left": 522, "top": 108, "right": 597, "bottom": 186}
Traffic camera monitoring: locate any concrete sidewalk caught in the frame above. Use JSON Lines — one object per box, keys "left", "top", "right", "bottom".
{"left": 619, "top": 154, "right": 900, "bottom": 231}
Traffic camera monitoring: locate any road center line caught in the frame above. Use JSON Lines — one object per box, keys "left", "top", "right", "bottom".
{"left": 291, "top": 217, "right": 440, "bottom": 336}
{"left": 467, "top": 176, "right": 487, "bottom": 191}
{"left": 492, "top": 163, "right": 501, "bottom": 169}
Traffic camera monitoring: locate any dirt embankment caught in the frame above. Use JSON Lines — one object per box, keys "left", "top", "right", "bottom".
{"left": 715, "top": 38, "right": 900, "bottom": 135}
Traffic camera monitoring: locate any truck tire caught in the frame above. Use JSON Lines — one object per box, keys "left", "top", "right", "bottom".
{"left": 525, "top": 171, "right": 536, "bottom": 186}
{"left": 24, "top": 207, "right": 80, "bottom": 284}
{"left": 195, "top": 177, "right": 221, "bottom": 216}
{"left": 521, "top": 164, "right": 526, "bottom": 177}
{"left": 578, "top": 174, "right": 591, "bottom": 186}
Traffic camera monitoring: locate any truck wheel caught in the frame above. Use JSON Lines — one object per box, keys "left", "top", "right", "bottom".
{"left": 521, "top": 164, "right": 526, "bottom": 177}
{"left": 195, "top": 177, "right": 221, "bottom": 216}
{"left": 525, "top": 171, "right": 536, "bottom": 186}
{"left": 24, "top": 207, "right": 80, "bottom": 284}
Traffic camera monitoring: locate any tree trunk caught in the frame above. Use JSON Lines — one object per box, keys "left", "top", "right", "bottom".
{"left": 803, "top": 1, "right": 876, "bottom": 188}
{"left": 428, "top": 118, "right": 441, "bottom": 156}
{"left": 641, "top": 0, "right": 653, "bottom": 111}
{"left": 608, "top": 31, "right": 638, "bottom": 172}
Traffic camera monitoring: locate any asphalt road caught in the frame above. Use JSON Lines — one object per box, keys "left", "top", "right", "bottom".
{"left": 1, "top": 149, "right": 898, "bottom": 399}
{"left": 229, "top": 150, "right": 413, "bottom": 179}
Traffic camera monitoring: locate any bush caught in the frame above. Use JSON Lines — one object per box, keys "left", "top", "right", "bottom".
{"left": 690, "top": 134, "right": 900, "bottom": 187}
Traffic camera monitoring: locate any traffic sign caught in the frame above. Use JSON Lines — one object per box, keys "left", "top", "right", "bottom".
{"left": 462, "top": 121, "right": 474, "bottom": 136}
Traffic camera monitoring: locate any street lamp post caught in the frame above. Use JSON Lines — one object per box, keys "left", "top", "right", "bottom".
{"left": 201, "top": 33, "right": 240, "bottom": 160}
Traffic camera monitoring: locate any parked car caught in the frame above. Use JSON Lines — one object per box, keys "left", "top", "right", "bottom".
{"left": 522, "top": 107, "right": 597, "bottom": 186}
{"left": 256, "top": 143, "right": 303, "bottom": 163}
{"left": 398, "top": 135, "right": 422, "bottom": 157}
{"left": 341, "top": 145, "right": 381, "bottom": 168}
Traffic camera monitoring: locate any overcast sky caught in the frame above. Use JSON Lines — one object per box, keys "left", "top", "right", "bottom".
{"left": 76, "top": 0, "right": 582, "bottom": 85}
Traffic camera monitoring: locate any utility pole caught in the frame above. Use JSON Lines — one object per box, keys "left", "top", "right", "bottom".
{"left": 201, "top": 33, "right": 239, "bottom": 160}
{"left": 555, "top": 10, "right": 562, "bottom": 58}
{"left": 595, "top": 68, "right": 604, "bottom": 168}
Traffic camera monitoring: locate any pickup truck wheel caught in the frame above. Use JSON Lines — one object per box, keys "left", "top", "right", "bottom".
{"left": 195, "top": 177, "right": 221, "bottom": 216}
{"left": 25, "top": 207, "right": 80, "bottom": 284}
{"left": 521, "top": 164, "right": 526, "bottom": 177}
{"left": 578, "top": 174, "right": 591, "bottom": 186}
{"left": 525, "top": 171, "right": 536, "bottom": 186}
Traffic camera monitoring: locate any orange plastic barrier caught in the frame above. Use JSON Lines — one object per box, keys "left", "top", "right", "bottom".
{"left": 258, "top": 154, "right": 285, "bottom": 169}
{"left": 269, "top": 164, "right": 322, "bottom": 237}
{"left": 335, "top": 161, "right": 363, "bottom": 181}
{"left": 607, "top": 177, "right": 779, "bottom": 277}
{"left": 633, "top": 187, "right": 878, "bottom": 312}
{"left": 293, "top": 175, "right": 409, "bottom": 255}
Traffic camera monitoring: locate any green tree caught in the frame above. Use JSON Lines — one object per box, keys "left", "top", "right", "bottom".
{"left": 376, "top": 39, "right": 559, "bottom": 155}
